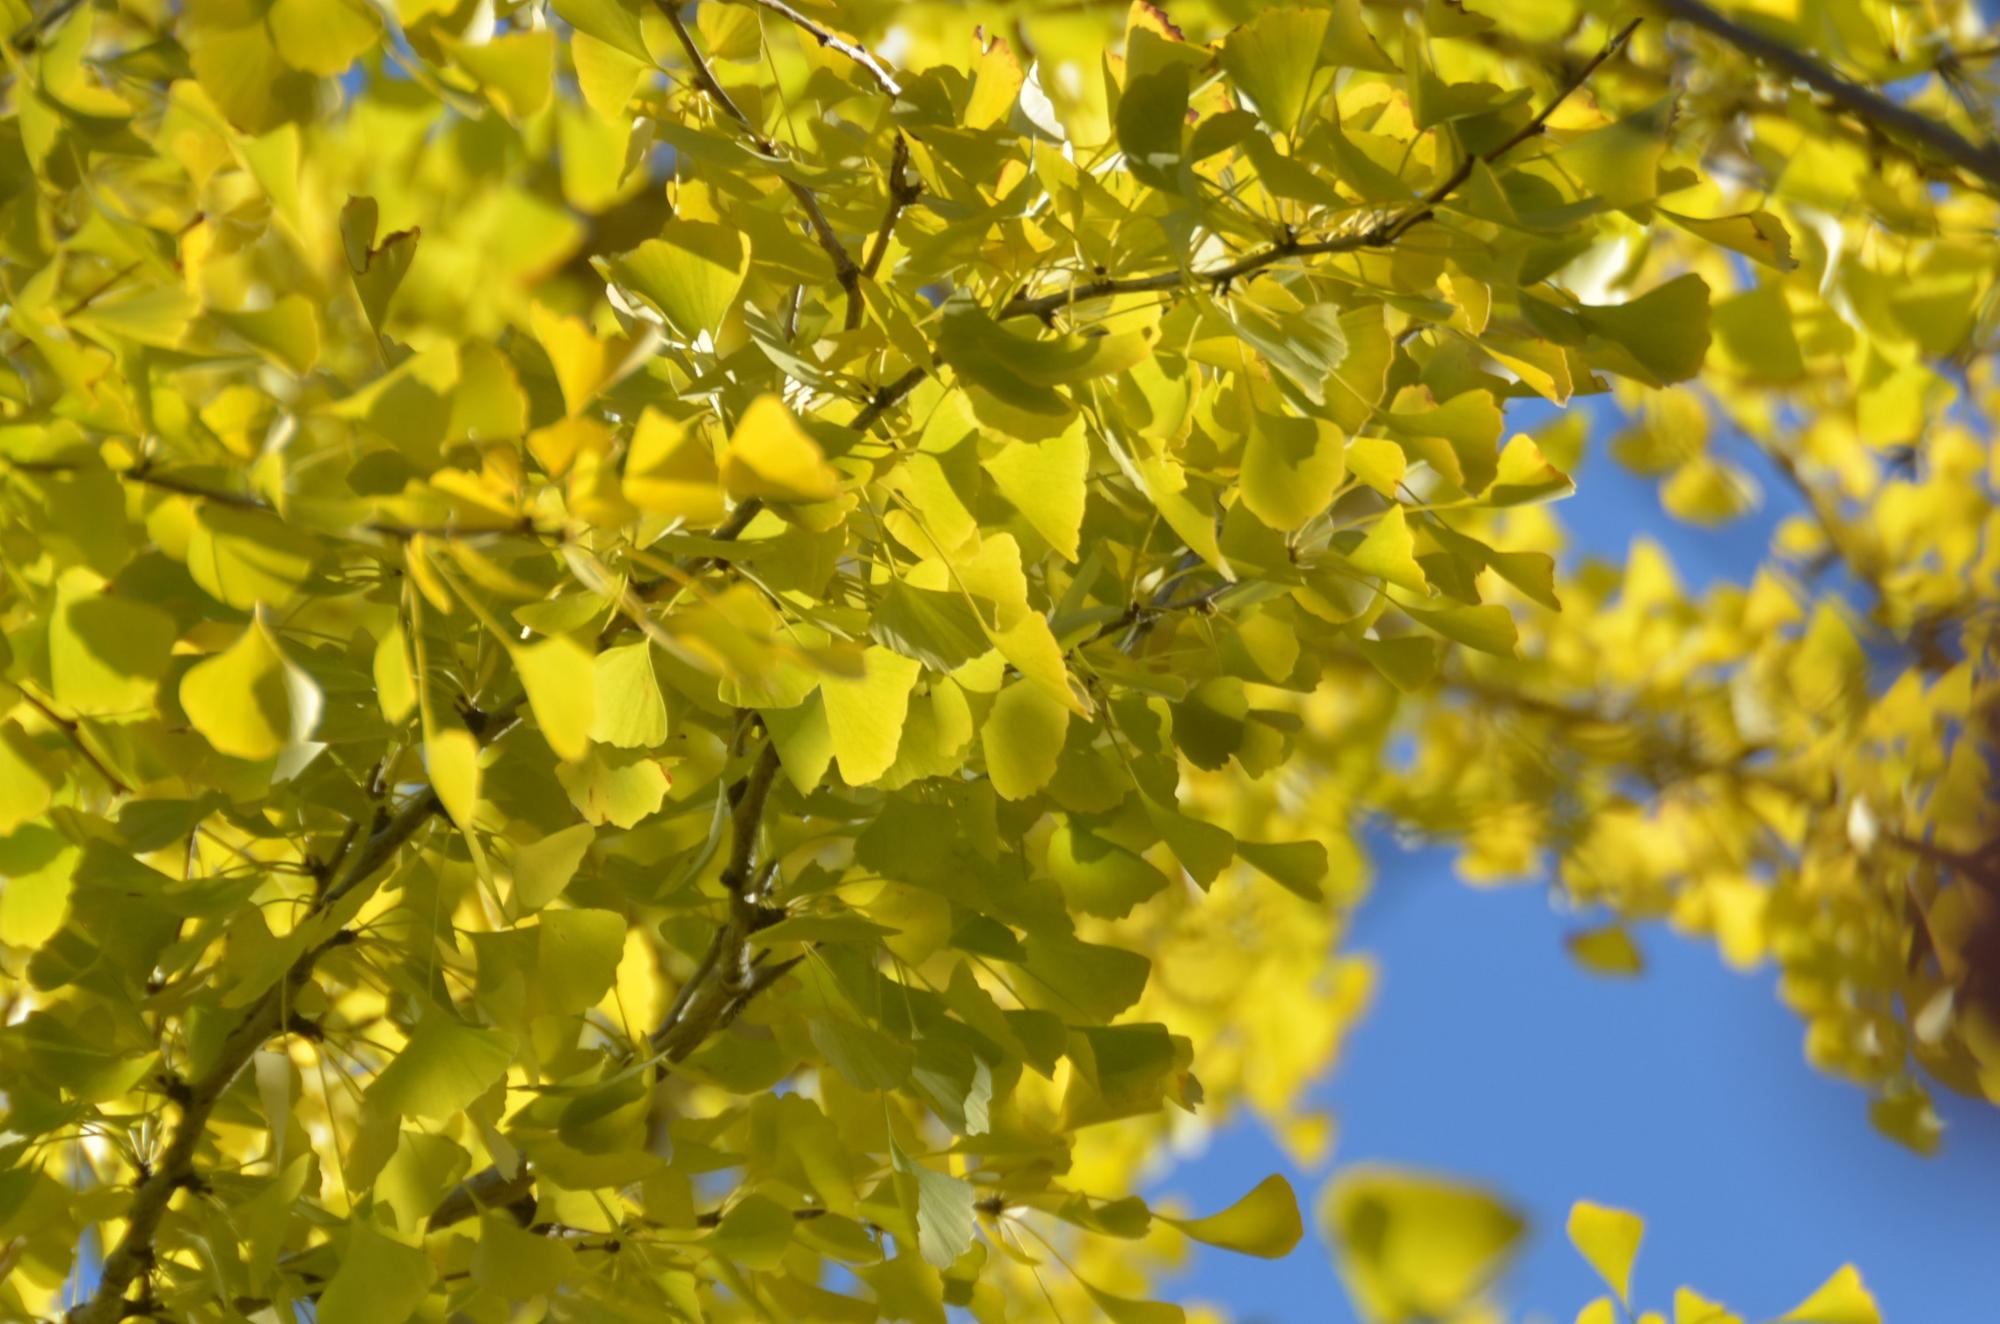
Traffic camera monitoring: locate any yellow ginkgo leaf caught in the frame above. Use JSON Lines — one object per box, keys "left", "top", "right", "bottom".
{"left": 1568, "top": 1201, "right": 1645, "bottom": 1305}
{"left": 1322, "top": 1166, "right": 1524, "bottom": 1324}
{"left": 509, "top": 636, "right": 596, "bottom": 763}
{"left": 1782, "top": 1265, "right": 1880, "bottom": 1324}
{"left": 180, "top": 621, "right": 293, "bottom": 761}
{"left": 624, "top": 408, "right": 725, "bottom": 524}
{"left": 1345, "top": 505, "right": 1427, "bottom": 593}
{"left": 720, "top": 395, "right": 842, "bottom": 505}
{"left": 982, "top": 680, "right": 1069, "bottom": 800}
{"left": 820, "top": 646, "right": 922, "bottom": 786}
{"left": 427, "top": 726, "right": 483, "bottom": 827}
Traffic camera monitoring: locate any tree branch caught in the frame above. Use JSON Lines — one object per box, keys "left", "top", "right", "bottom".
{"left": 739, "top": 0, "right": 902, "bottom": 96}
{"left": 14, "top": 686, "right": 131, "bottom": 796}
{"left": 863, "top": 135, "right": 919, "bottom": 279}
{"left": 68, "top": 790, "right": 443, "bottom": 1324}
{"left": 431, "top": 742, "right": 794, "bottom": 1233}
{"left": 6, "top": 0, "right": 82, "bottom": 52}
{"left": 1648, "top": 0, "right": 2000, "bottom": 190}
{"left": 655, "top": 0, "right": 864, "bottom": 318}
{"left": 997, "top": 17, "right": 1643, "bottom": 322}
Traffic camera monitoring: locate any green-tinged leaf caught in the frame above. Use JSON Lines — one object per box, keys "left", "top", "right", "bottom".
{"left": 536, "top": 908, "right": 625, "bottom": 1015}
{"left": 1237, "top": 838, "right": 1327, "bottom": 902}
{"left": 511, "top": 823, "right": 595, "bottom": 912}
{"left": 509, "top": 636, "right": 596, "bottom": 762}
{"left": 873, "top": 582, "right": 990, "bottom": 674}
{"left": 1163, "top": 1174, "right": 1305, "bottom": 1258}
{"left": 1324, "top": 1166, "right": 1525, "bottom": 1324}
{"left": 822, "top": 646, "right": 923, "bottom": 786}
{"left": 982, "top": 680, "right": 1070, "bottom": 800}
{"left": 892, "top": 1136, "right": 977, "bottom": 1271}
{"left": 317, "top": 1222, "right": 433, "bottom": 1324}
{"left": 365, "top": 1013, "right": 516, "bottom": 1121}
{"left": 180, "top": 620, "right": 292, "bottom": 761}
{"left": 591, "top": 641, "right": 669, "bottom": 748}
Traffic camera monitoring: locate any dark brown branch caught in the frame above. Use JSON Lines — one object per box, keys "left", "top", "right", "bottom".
{"left": 849, "top": 134, "right": 920, "bottom": 328}
{"left": 997, "top": 17, "right": 1643, "bottom": 323}
{"left": 740, "top": 0, "right": 902, "bottom": 96}
{"left": 655, "top": 0, "right": 863, "bottom": 319}
{"left": 6, "top": 0, "right": 82, "bottom": 52}
{"left": 430, "top": 743, "right": 795, "bottom": 1235}
{"left": 15, "top": 686, "right": 131, "bottom": 796}
{"left": 69, "top": 791, "right": 443, "bottom": 1324}
{"left": 4, "top": 457, "right": 271, "bottom": 512}
{"left": 1648, "top": 0, "right": 2000, "bottom": 190}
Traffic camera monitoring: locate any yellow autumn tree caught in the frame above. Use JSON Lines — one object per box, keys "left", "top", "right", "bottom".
{"left": 0, "top": 0, "right": 1990, "bottom": 1322}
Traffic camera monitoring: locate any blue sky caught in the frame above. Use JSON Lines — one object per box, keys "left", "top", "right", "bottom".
{"left": 1149, "top": 400, "right": 2000, "bottom": 1320}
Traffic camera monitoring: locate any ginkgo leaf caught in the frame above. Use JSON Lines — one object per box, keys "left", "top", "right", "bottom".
{"left": 1324, "top": 1166, "right": 1525, "bottom": 1324}
{"left": 1675, "top": 1286, "right": 1744, "bottom": 1324}
{"left": 871, "top": 581, "right": 989, "bottom": 674}
{"left": 1347, "top": 436, "right": 1407, "bottom": 497}
{"left": 1242, "top": 412, "right": 1346, "bottom": 531}
{"left": 1237, "top": 838, "right": 1328, "bottom": 902}
{"left": 0, "top": 725, "right": 59, "bottom": 833}
{"left": 1567, "top": 926, "right": 1645, "bottom": 977}
{"left": 426, "top": 727, "right": 483, "bottom": 828}
{"left": 50, "top": 572, "right": 177, "bottom": 717}
{"left": 1345, "top": 506, "right": 1427, "bottom": 592}
{"left": 366, "top": 1014, "right": 516, "bottom": 1121}
{"left": 983, "top": 423, "right": 1088, "bottom": 561}
{"left": 316, "top": 1221, "right": 433, "bottom": 1324}
{"left": 1568, "top": 1200, "right": 1645, "bottom": 1304}
{"left": 591, "top": 641, "right": 669, "bottom": 749}
{"left": 1783, "top": 1266, "right": 1881, "bottom": 1324}
{"left": 623, "top": 409, "right": 725, "bottom": 523}
{"left": 1221, "top": 8, "right": 1333, "bottom": 135}
{"left": 266, "top": 0, "right": 377, "bottom": 77}
{"left": 891, "top": 1136, "right": 976, "bottom": 1270}
{"left": 180, "top": 620, "right": 292, "bottom": 761}
{"left": 511, "top": 823, "right": 595, "bottom": 913}
{"left": 821, "top": 646, "right": 922, "bottom": 786}
{"left": 1161, "top": 1174, "right": 1304, "bottom": 1258}
{"left": 608, "top": 222, "right": 750, "bottom": 340}
{"left": 720, "top": 395, "right": 842, "bottom": 504}
{"left": 556, "top": 746, "right": 672, "bottom": 828}
{"left": 982, "top": 681, "right": 1070, "bottom": 800}
{"left": 510, "top": 636, "right": 596, "bottom": 763}
{"left": 535, "top": 908, "right": 625, "bottom": 1015}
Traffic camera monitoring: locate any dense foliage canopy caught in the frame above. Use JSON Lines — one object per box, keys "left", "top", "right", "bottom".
{"left": 0, "top": 0, "right": 1994, "bottom": 1320}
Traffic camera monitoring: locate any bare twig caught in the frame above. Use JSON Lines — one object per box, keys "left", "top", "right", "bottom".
{"left": 654, "top": 0, "right": 864, "bottom": 318}
{"left": 862, "top": 135, "right": 919, "bottom": 277}
{"left": 431, "top": 742, "right": 795, "bottom": 1234}
{"left": 740, "top": 0, "right": 901, "bottom": 96}
{"left": 68, "top": 791, "right": 444, "bottom": 1324}
{"left": 998, "top": 18, "right": 1644, "bottom": 322}
{"left": 1648, "top": 0, "right": 2000, "bottom": 190}
{"left": 3, "top": 457, "right": 272, "bottom": 512}
{"left": 14, "top": 686, "right": 131, "bottom": 796}
{"left": 6, "top": 0, "right": 83, "bottom": 52}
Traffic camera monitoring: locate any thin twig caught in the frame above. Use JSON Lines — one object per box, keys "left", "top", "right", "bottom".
{"left": 861, "top": 133, "right": 920, "bottom": 275}
{"left": 6, "top": 0, "right": 82, "bottom": 52}
{"left": 1648, "top": 0, "right": 2000, "bottom": 190}
{"left": 430, "top": 742, "right": 795, "bottom": 1234}
{"left": 14, "top": 686, "right": 131, "bottom": 796}
{"left": 655, "top": 0, "right": 864, "bottom": 318}
{"left": 68, "top": 791, "right": 444, "bottom": 1324}
{"left": 739, "top": 0, "right": 901, "bottom": 96}
{"left": 4, "top": 458, "right": 272, "bottom": 512}
{"left": 999, "top": 18, "right": 1643, "bottom": 323}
